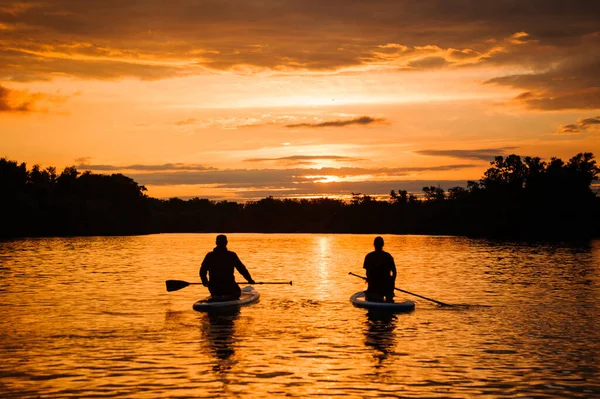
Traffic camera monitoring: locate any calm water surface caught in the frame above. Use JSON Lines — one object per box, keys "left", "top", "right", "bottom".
{"left": 0, "top": 234, "right": 598, "bottom": 398}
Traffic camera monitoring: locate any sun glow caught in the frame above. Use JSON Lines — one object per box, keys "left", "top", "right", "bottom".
{"left": 304, "top": 175, "right": 341, "bottom": 184}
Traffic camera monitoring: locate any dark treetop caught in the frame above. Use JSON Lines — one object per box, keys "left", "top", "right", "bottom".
{"left": 1, "top": 153, "right": 598, "bottom": 240}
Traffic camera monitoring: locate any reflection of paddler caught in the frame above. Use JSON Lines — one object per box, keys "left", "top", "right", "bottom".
{"left": 201, "top": 309, "right": 240, "bottom": 370}
{"left": 364, "top": 311, "right": 397, "bottom": 364}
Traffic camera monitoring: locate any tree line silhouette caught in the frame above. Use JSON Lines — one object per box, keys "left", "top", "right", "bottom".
{"left": 1, "top": 153, "right": 599, "bottom": 240}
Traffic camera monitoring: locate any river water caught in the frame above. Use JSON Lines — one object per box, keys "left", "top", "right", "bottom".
{"left": 0, "top": 234, "right": 598, "bottom": 398}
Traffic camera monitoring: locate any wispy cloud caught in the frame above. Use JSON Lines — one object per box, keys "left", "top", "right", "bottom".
{"left": 286, "top": 116, "right": 386, "bottom": 128}
{"left": 72, "top": 161, "right": 479, "bottom": 200}
{"left": 126, "top": 164, "right": 477, "bottom": 187}
{"left": 171, "top": 114, "right": 295, "bottom": 130}
{"left": 173, "top": 118, "right": 197, "bottom": 126}
{"left": 415, "top": 148, "right": 518, "bottom": 161}
{"left": 557, "top": 116, "right": 600, "bottom": 134}
{"left": 244, "top": 155, "right": 364, "bottom": 164}
{"left": 77, "top": 163, "right": 217, "bottom": 171}
{"left": 485, "top": 51, "right": 600, "bottom": 110}
{"left": 0, "top": 84, "right": 39, "bottom": 112}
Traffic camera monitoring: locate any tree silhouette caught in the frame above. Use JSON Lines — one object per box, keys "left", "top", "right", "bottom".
{"left": 1, "top": 152, "right": 598, "bottom": 239}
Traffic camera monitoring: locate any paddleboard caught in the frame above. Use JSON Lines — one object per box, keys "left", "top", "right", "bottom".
{"left": 193, "top": 286, "right": 259, "bottom": 311}
{"left": 350, "top": 291, "right": 415, "bottom": 312}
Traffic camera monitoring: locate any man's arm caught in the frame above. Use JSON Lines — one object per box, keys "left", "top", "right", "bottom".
{"left": 200, "top": 254, "right": 210, "bottom": 286}
{"left": 389, "top": 254, "right": 397, "bottom": 281}
{"left": 363, "top": 254, "right": 371, "bottom": 282}
{"left": 233, "top": 253, "right": 255, "bottom": 283}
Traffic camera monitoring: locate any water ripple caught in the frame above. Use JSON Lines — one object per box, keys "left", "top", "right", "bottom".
{"left": 0, "top": 234, "right": 598, "bottom": 398}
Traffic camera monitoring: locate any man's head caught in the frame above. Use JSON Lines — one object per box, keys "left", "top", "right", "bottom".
{"left": 216, "top": 234, "right": 228, "bottom": 247}
{"left": 374, "top": 236, "right": 384, "bottom": 250}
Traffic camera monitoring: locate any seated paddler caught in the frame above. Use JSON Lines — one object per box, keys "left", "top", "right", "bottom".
{"left": 363, "top": 236, "right": 397, "bottom": 302}
{"left": 200, "top": 234, "right": 255, "bottom": 301}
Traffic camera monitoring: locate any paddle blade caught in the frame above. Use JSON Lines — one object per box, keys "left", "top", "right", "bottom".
{"left": 166, "top": 280, "right": 190, "bottom": 292}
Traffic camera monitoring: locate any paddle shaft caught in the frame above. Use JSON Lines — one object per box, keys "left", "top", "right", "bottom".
{"left": 253, "top": 282, "right": 292, "bottom": 285}
{"left": 348, "top": 272, "right": 452, "bottom": 307}
{"left": 190, "top": 282, "right": 291, "bottom": 285}
{"left": 166, "top": 279, "right": 291, "bottom": 292}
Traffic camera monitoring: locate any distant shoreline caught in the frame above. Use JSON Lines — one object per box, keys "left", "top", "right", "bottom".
{"left": 2, "top": 153, "right": 599, "bottom": 241}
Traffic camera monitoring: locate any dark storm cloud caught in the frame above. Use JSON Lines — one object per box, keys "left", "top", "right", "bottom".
{"left": 415, "top": 148, "right": 518, "bottom": 161}
{"left": 286, "top": 116, "right": 386, "bottom": 128}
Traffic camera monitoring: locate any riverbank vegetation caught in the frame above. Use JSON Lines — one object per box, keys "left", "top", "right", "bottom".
{"left": 1, "top": 153, "right": 599, "bottom": 240}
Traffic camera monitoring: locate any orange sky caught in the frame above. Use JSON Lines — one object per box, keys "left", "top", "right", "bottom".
{"left": 1, "top": 1, "right": 599, "bottom": 200}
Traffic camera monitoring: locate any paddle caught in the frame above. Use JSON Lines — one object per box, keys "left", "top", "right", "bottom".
{"left": 166, "top": 279, "right": 292, "bottom": 292}
{"left": 348, "top": 272, "right": 453, "bottom": 307}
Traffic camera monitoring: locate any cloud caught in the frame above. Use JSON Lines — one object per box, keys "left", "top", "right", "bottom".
{"left": 77, "top": 163, "right": 217, "bottom": 171}
{"left": 0, "top": 85, "right": 52, "bottom": 113}
{"left": 407, "top": 56, "right": 451, "bottom": 69}
{"left": 125, "top": 164, "right": 477, "bottom": 187}
{"left": 0, "top": 47, "right": 192, "bottom": 82}
{"left": 557, "top": 116, "right": 600, "bottom": 134}
{"left": 485, "top": 50, "right": 600, "bottom": 110}
{"left": 0, "top": 86, "right": 31, "bottom": 112}
{"left": 286, "top": 116, "right": 386, "bottom": 128}
{"left": 72, "top": 160, "right": 479, "bottom": 200}
{"left": 171, "top": 114, "right": 295, "bottom": 130}
{"left": 448, "top": 48, "right": 481, "bottom": 60}
{"left": 173, "top": 118, "right": 197, "bottom": 126}
{"left": 579, "top": 117, "right": 600, "bottom": 127}
{"left": 2, "top": 1, "right": 598, "bottom": 81}
{"left": 415, "top": 148, "right": 518, "bottom": 161}
{"left": 244, "top": 155, "right": 363, "bottom": 164}
{"left": 2, "top": 1, "right": 598, "bottom": 116}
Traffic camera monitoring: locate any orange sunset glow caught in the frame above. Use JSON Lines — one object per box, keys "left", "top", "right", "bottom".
{"left": 1, "top": 1, "right": 599, "bottom": 201}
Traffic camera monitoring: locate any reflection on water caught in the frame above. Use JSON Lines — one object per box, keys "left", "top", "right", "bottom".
{"left": 364, "top": 311, "right": 398, "bottom": 367}
{"left": 201, "top": 310, "right": 240, "bottom": 372}
{"left": 0, "top": 233, "right": 599, "bottom": 398}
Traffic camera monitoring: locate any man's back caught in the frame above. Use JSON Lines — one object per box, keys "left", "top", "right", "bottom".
{"left": 199, "top": 234, "right": 255, "bottom": 299}
{"left": 201, "top": 248, "right": 245, "bottom": 285}
{"left": 363, "top": 250, "right": 395, "bottom": 278}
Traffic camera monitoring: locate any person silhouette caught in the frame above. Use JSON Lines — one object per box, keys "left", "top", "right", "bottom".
{"left": 363, "top": 236, "right": 397, "bottom": 302}
{"left": 200, "top": 235, "right": 255, "bottom": 301}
